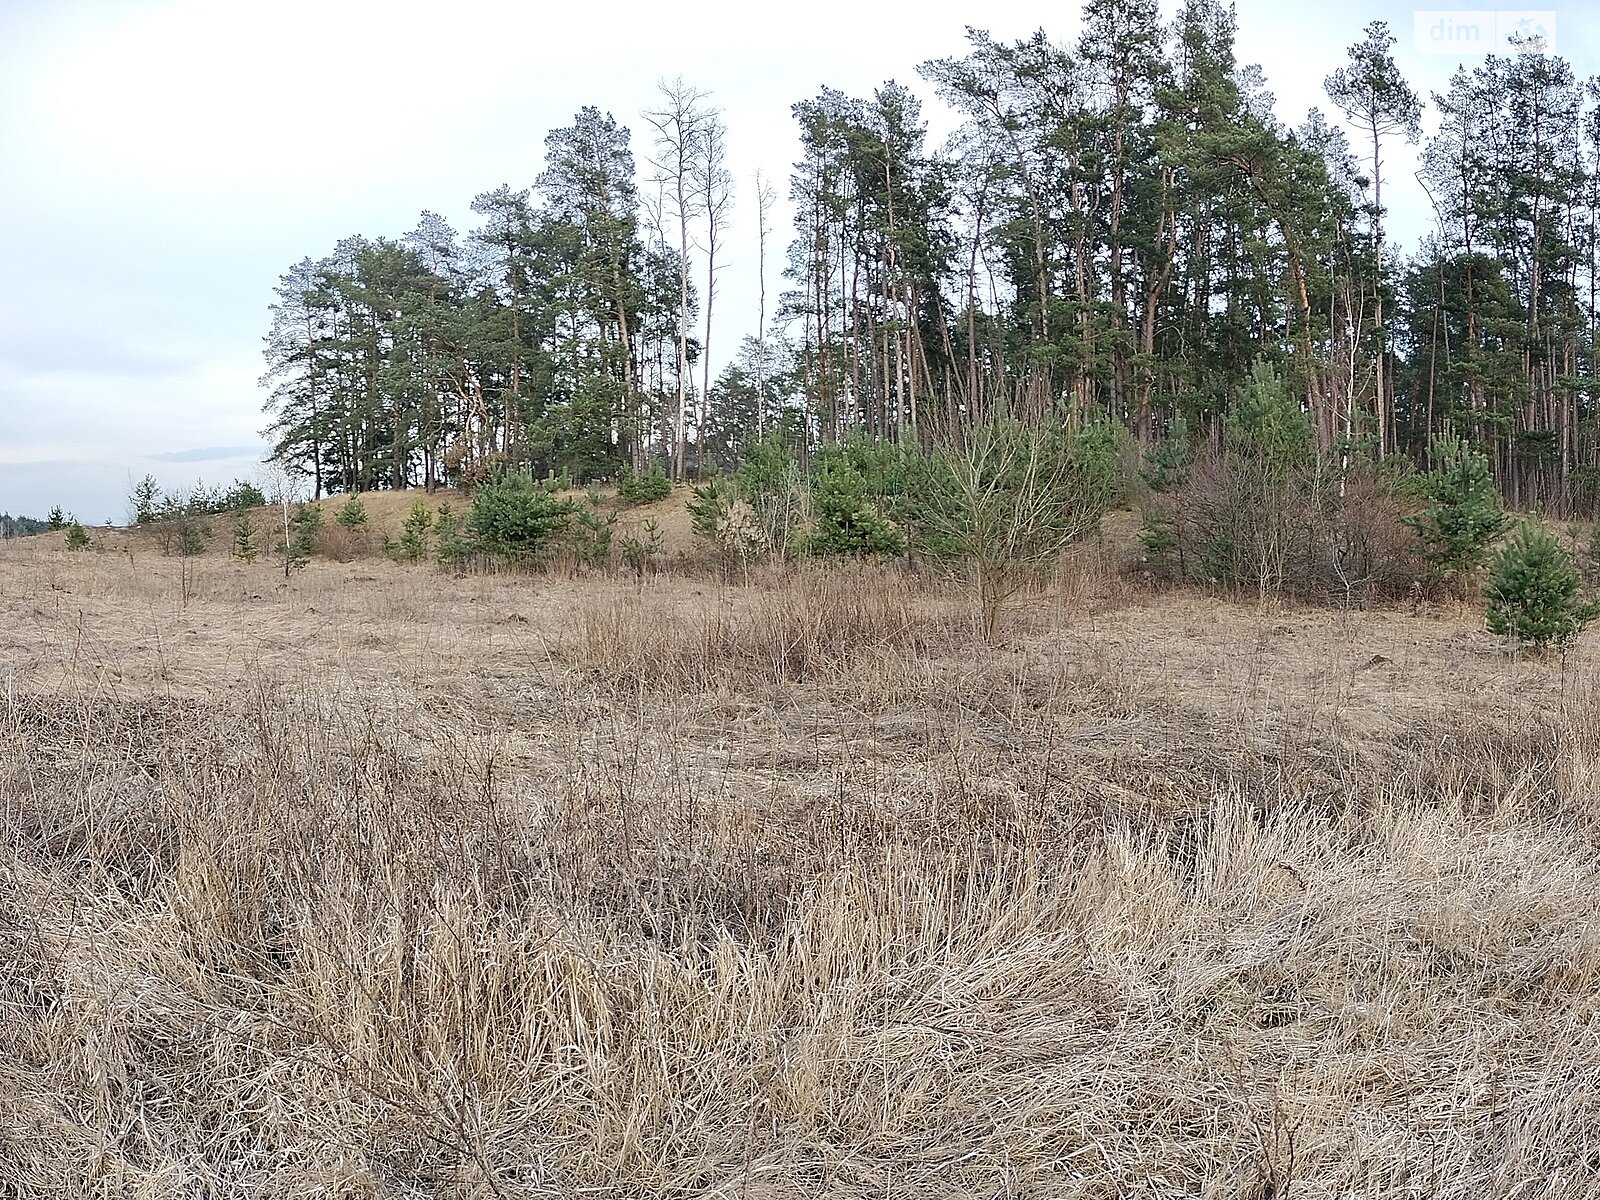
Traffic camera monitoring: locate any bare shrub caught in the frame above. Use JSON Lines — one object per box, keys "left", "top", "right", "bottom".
{"left": 1305, "top": 461, "right": 1430, "bottom": 607}
{"left": 1147, "top": 449, "right": 1424, "bottom": 607}
{"left": 315, "top": 521, "right": 371, "bottom": 563}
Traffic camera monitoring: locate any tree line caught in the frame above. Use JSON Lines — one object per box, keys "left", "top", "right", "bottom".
{"left": 0, "top": 514, "right": 48, "bottom": 539}
{"left": 260, "top": 0, "right": 1600, "bottom": 517}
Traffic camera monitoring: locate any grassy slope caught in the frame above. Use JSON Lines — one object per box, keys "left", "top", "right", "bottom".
{"left": 2, "top": 533, "right": 1599, "bottom": 1196}
{"left": 40, "top": 484, "right": 702, "bottom": 563}
{"left": 290, "top": 486, "right": 700, "bottom": 558}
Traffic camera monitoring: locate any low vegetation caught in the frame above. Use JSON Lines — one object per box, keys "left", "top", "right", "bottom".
{"left": 3, "top": 529, "right": 1599, "bottom": 1195}
{"left": 9, "top": 374, "right": 1599, "bottom": 1194}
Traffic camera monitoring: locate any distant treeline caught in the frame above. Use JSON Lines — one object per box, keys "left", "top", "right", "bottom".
{"left": 129, "top": 475, "right": 269, "bottom": 525}
{"left": 0, "top": 513, "right": 47, "bottom": 538}
{"left": 260, "top": 1, "right": 1600, "bottom": 517}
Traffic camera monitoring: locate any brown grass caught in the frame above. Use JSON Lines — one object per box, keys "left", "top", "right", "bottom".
{"left": 573, "top": 563, "right": 960, "bottom": 692}
{"left": 3, "top": 531, "right": 1600, "bottom": 1196}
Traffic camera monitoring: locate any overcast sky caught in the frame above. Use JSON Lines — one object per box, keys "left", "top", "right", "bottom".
{"left": 2, "top": 0, "right": 1591, "bottom": 523}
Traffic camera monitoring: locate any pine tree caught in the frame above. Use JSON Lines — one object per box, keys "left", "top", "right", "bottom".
{"left": 1486, "top": 524, "right": 1597, "bottom": 649}
{"left": 1403, "top": 435, "right": 1509, "bottom": 587}
{"left": 231, "top": 511, "right": 258, "bottom": 562}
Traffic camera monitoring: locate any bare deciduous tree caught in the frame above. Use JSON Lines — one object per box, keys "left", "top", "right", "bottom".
{"left": 920, "top": 419, "right": 1116, "bottom": 643}
{"left": 644, "top": 79, "right": 713, "bottom": 481}
{"left": 694, "top": 112, "right": 732, "bottom": 475}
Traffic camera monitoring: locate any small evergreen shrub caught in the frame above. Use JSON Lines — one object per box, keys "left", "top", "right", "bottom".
{"left": 736, "top": 432, "right": 808, "bottom": 557}
{"left": 223, "top": 481, "right": 267, "bottom": 511}
{"left": 1138, "top": 424, "right": 1193, "bottom": 571}
{"left": 688, "top": 477, "right": 734, "bottom": 541}
{"left": 64, "top": 521, "right": 90, "bottom": 551}
{"left": 1485, "top": 524, "right": 1599, "bottom": 651}
{"left": 688, "top": 476, "right": 766, "bottom": 565}
{"left": 131, "top": 476, "right": 161, "bottom": 525}
{"left": 335, "top": 497, "right": 369, "bottom": 529}
{"left": 561, "top": 504, "right": 616, "bottom": 564}
{"left": 232, "top": 511, "right": 259, "bottom": 562}
{"left": 286, "top": 503, "right": 321, "bottom": 569}
{"left": 47, "top": 506, "right": 66, "bottom": 531}
{"left": 176, "top": 517, "right": 207, "bottom": 558}
{"left": 468, "top": 473, "right": 575, "bottom": 564}
{"left": 434, "top": 503, "right": 469, "bottom": 568}
{"left": 1204, "top": 362, "right": 1317, "bottom": 598}
{"left": 807, "top": 452, "right": 905, "bottom": 558}
{"left": 388, "top": 500, "right": 433, "bottom": 563}
{"left": 1403, "top": 435, "right": 1508, "bottom": 590}
{"left": 619, "top": 518, "right": 665, "bottom": 577}
{"left": 616, "top": 464, "right": 672, "bottom": 505}
{"left": 1068, "top": 417, "right": 1131, "bottom": 510}
{"left": 1142, "top": 417, "right": 1194, "bottom": 494}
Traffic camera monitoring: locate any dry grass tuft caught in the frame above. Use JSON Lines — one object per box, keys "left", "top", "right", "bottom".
{"left": 573, "top": 563, "right": 960, "bottom": 691}
{"left": 3, "top": 537, "right": 1600, "bottom": 1196}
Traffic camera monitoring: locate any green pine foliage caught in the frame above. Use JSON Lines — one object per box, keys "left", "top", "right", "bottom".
{"left": 735, "top": 432, "right": 807, "bottom": 557}
{"left": 807, "top": 474, "right": 905, "bottom": 557}
{"left": 616, "top": 464, "right": 672, "bottom": 505}
{"left": 132, "top": 476, "right": 265, "bottom": 524}
{"left": 335, "top": 497, "right": 369, "bottom": 529}
{"left": 1198, "top": 363, "right": 1317, "bottom": 592}
{"left": 47, "top": 506, "right": 66, "bottom": 531}
{"left": 388, "top": 500, "right": 433, "bottom": 563}
{"left": 223, "top": 481, "right": 267, "bottom": 511}
{"left": 131, "top": 475, "right": 162, "bottom": 525}
{"left": 286, "top": 503, "right": 321, "bottom": 569}
{"left": 1066, "top": 417, "right": 1129, "bottom": 511}
{"left": 176, "top": 517, "right": 208, "bottom": 558}
{"left": 1485, "top": 524, "right": 1599, "bottom": 650}
{"left": 232, "top": 511, "right": 259, "bottom": 562}
{"left": 1226, "top": 361, "right": 1314, "bottom": 474}
{"left": 687, "top": 476, "right": 767, "bottom": 564}
{"left": 1402, "top": 436, "right": 1509, "bottom": 587}
{"left": 1141, "top": 418, "right": 1194, "bottom": 494}
{"left": 806, "top": 445, "right": 905, "bottom": 558}
{"left": 64, "top": 521, "right": 90, "bottom": 551}
{"left": 467, "top": 473, "right": 575, "bottom": 564}
{"left": 561, "top": 499, "right": 617, "bottom": 564}
{"left": 248, "top": 13, "right": 1600, "bottom": 519}
{"left": 901, "top": 418, "right": 1120, "bottom": 640}
{"left": 1138, "top": 420, "right": 1194, "bottom": 570}
{"left": 619, "top": 518, "right": 665, "bottom": 576}
{"left": 434, "top": 503, "right": 468, "bottom": 568}
{"left": 0, "top": 514, "right": 48, "bottom": 538}
{"left": 687, "top": 477, "right": 735, "bottom": 541}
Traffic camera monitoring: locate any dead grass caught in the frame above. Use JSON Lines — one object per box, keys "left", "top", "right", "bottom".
{"left": 3, "top": 533, "right": 1600, "bottom": 1196}
{"left": 573, "top": 563, "right": 962, "bottom": 692}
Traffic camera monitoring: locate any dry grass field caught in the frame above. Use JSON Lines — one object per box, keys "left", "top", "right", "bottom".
{"left": 4, "top": 523, "right": 1600, "bottom": 1197}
